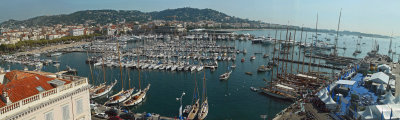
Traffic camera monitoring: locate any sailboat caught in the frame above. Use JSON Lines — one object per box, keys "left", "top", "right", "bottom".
{"left": 105, "top": 39, "right": 134, "bottom": 105}
{"left": 197, "top": 70, "right": 208, "bottom": 120}
{"left": 184, "top": 70, "right": 200, "bottom": 120}
{"left": 91, "top": 50, "right": 117, "bottom": 99}
{"left": 219, "top": 70, "right": 232, "bottom": 80}
{"left": 122, "top": 58, "right": 151, "bottom": 107}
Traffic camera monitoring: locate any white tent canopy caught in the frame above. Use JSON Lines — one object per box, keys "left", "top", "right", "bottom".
{"left": 378, "top": 64, "right": 391, "bottom": 74}
{"left": 371, "top": 72, "right": 390, "bottom": 84}
{"left": 335, "top": 80, "right": 356, "bottom": 85}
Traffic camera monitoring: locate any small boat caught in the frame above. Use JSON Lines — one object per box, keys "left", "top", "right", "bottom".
{"left": 219, "top": 71, "right": 232, "bottom": 80}
{"left": 263, "top": 54, "right": 269, "bottom": 58}
{"left": 250, "top": 56, "right": 256, "bottom": 61}
{"left": 241, "top": 58, "right": 245, "bottom": 62}
{"left": 230, "top": 64, "right": 236, "bottom": 69}
{"left": 250, "top": 86, "right": 259, "bottom": 92}
{"left": 257, "top": 65, "right": 271, "bottom": 72}
{"left": 245, "top": 72, "right": 253, "bottom": 75}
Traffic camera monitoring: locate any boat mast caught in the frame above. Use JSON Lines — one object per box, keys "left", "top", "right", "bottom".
{"left": 316, "top": 13, "right": 321, "bottom": 76}
{"left": 334, "top": 9, "right": 342, "bottom": 56}
{"left": 138, "top": 48, "right": 141, "bottom": 90}
{"left": 297, "top": 27, "right": 304, "bottom": 73}
{"left": 276, "top": 29, "right": 282, "bottom": 79}
{"left": 117, "top": 38, "right": 124, "bottom": 91}
{"left": 86, "top": 50, "right": 95, "bottom": 86}
{"left": 290, "top": 29, "right": 296, "bottom": 74}
{"left": 302, "top": 33, "right": 307, "bottom": 73}
{"left": 270, "top": 28, "right": 278, "bottom": 87}
{"left": 102, "top": 47, "right": 106, "bottom": 83}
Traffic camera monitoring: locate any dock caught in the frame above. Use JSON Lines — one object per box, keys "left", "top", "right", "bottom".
{"left": 273, "top": 58, "right": 344, "bottom": 70}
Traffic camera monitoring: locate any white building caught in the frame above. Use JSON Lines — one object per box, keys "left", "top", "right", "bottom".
{"left": 70, "top": 28, "right": 84, "bottom": 36}
{"left": 0, "top": 70, "right": 91, "bottom": 120}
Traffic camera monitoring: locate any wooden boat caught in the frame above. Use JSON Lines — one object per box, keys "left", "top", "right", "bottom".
{"left": 187, "top": 99, "right": 200, "bottom": 120}
{"left": 105, "top": 88, "right": 134, "bottom": 105}
{"left": 245, "top": 72, "right": 253, "bottom": 75}
{"left": 121, "top": 84, "right": 151, "bottom": 106}
{"left": 91, "top": 80, "right": 117, "bottom": 99}
{"left": 257, "top": 65, "right": 272, "bottom": 72}
{"left": 198, "top": 71, "right": 208, "bottom": 120}
{"left": 219, "top": 70, "right": 232, "bottom": 80}
{"left": 197, "top": 98, "right": 208, "bottom": 120}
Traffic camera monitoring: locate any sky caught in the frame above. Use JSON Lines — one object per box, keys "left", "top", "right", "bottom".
{"left": 0, "top": 0, "right": 399, "bottom": 36}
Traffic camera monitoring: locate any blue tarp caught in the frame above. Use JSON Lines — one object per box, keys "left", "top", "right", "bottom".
{"left": 337, "top": 73, "right": 378, "bottom": 115}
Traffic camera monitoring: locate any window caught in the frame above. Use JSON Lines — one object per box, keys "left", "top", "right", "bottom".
{"left": 62, "top": 105, "right": 70, "bottom": 120}
{"left": 76, "top": 99, "right": 83, "bottom": 114}
{"left": 45, "top": 111, "right": 53, "bottom": 120}
{"left": 36, "top": 86, "right": 45, "bottom": 92}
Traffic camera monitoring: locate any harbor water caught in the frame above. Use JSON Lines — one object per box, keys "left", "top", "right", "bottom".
{"left": 1, "top": 29, "right": 398, "bottom": 119}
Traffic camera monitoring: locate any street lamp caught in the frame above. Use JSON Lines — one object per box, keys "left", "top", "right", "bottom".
{"left": 176, "top": 92, "right": 185, "bottom": 120}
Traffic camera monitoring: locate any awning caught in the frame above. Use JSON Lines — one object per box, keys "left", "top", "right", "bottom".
{"left": 335, "top": 80, "right": 356, "bottom": 85}
{"left": 276, "top": 84, "right": 294, "bottom": 90}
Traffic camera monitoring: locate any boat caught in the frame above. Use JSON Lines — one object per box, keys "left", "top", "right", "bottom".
{"left": 250, "top": 86, "right": 259, "bottom": 92}
{"left": 105, "top": 88, "right": 134, "bottom": 105}
{"left": 245, "top": 72, "right": 253, "bottom": 75}
{"left": 219, "top": 70, "right": 232, "bottom": 80}
{"left": 197, "top": 70, "right": 208, "bottom": 120}
{"left": 261, "top": 84, "right": 296, "bottom": 101}
{"left": 241, "top": 58, "right": 245, "bottom": 62}
{"left": 250, "top": 56, "right": 256, "bottom": 61}
{"left": 105, "top": 40, "right": 134, "bottom": 105}
{"left": 257, "top": 65, "right": 271, "bottom": 72}
{"left": 91, "top": 80, "right": 117, "bottom": 99}
{"left": 186, "top": 99, "right": 200, "bottom": 120}
{"left": 243, "top": 48, "right": 247, "bottom": 54}
{"left": 263, "top": 54, "right": 269, "bottom": 58}
{"left": 230, "top": 64, "right": 236, "bottom": 69}
{"left": 121, "top": 84, "right": 151, "bottom": 106}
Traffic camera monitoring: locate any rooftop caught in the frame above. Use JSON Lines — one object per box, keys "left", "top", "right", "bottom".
{"left": 0, "top": 70, "right": 71, "bottom": 108}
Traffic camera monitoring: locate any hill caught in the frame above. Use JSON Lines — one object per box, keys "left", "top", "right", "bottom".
{"left": 0, "top": 7, "right": 253, "bottom": 27}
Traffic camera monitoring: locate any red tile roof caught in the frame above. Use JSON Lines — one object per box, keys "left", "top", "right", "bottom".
{"left": 0, "top": 70, "right": 71, "bottom": 108}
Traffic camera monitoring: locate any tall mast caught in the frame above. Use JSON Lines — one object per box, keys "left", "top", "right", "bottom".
{"left": 334, "top": 9, "right": 342, "bottom": 56}
{"left": 290, "top": 29, "right": 296, "bottom": 74}
{"left": 117, "top": 38, "right": 124, "bottom": 91}
{"left": 297, "top": 27, "right": 304, "bottom": 73}
{"left": 86, "top": 50, "right": 94, "bottom": 86}
{"left": 270, "top": 28, "right": 278, "bottom": 87}
{"left": 316, "top": 13, "right": 321, "bottom": 74}
{"left": 302, "top": 33, "right": 307, "bottom": 73}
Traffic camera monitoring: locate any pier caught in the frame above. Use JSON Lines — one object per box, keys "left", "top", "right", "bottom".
{"left": 273, "top": 58, "right": 344, "bottom": 70}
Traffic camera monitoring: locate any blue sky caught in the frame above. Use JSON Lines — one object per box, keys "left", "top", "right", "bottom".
{"left": 0, "top": 0, "right": 399, "bottom": 36}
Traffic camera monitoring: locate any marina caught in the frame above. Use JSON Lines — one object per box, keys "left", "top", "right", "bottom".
{"left": 1, "top": 29, "right": 399, "bottom": 119}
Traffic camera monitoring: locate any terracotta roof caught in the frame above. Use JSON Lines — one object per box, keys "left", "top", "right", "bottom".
{"left": 0, "top": 70, "right": 71, "bottom": 108}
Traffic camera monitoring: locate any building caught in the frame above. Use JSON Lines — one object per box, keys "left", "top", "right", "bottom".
{"left": 70, "top": 28, "right": 84, "bottom": 36}
{"left": 0, "top": 70, "right": 91, "bottom": 120}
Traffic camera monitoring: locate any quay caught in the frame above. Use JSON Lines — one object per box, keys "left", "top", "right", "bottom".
{"left": 273, "top": 58, "right": 344, "bottom": 70}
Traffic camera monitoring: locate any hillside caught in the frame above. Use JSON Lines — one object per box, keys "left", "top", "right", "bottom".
{"left": 0, "top": 7, "right": 253, "bottom": 27}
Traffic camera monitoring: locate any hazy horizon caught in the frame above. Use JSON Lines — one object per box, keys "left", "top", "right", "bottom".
{"left": 1, "top": 0, "right": 399, "bottom": 36}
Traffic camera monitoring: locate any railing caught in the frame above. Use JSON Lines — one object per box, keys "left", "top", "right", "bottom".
{"left": 42, "top": 88, "right": 57, "bottom": 98}
{"left": 22, "top": 94, "right": 40, "bottom": 105}
{"left": 0, "top": 101, "right": 20, "bottom": 114}
{"left": 0, "top": 75, "right": 88, "bottom": 116}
